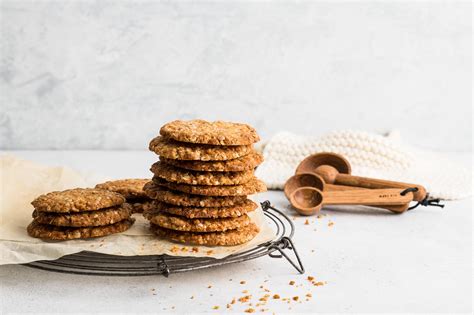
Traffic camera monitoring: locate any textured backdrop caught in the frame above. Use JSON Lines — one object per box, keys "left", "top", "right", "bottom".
{"left": 0, "top": 1, "right": 471, "bottom": 150}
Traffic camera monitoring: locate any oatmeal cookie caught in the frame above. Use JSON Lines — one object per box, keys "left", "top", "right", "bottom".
{"left": 27, "top": 218, "right": 135, "bottom": 240}
{"left": 152, "top": 177, "right": 267, "bottom": 196}
{"left": 143, "top": 182, "right": 248, "bottom": 207}
{"left": 32, "top": 204, "right": 132, "bottom": 227}
{"left": 150, "top": 223, "right": 260, "bottom": 246}
{"left": 31, "top": 188, "right": 125, "bottom": 213}
{"left": 95, "top": 179, "right": 149, "bottom": 199}
{"left": 159, "top": 151, "right": 263, "bottom": 172}
{"left": 149, "top": 136, "right": 252, "bottom": 161}
{"left": 150, "top": 162, "right": 254, "bottom": 186}
{"left": 160, "top": 119, "right": 260, "bottom": 146}
{"left": 147, "top": 200, "right": 257, "bottom": 219}
{"left": 145, "top": 212, "right": 250, "bottom": 232}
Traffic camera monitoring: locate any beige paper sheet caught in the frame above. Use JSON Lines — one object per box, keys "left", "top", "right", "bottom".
{"left": 0, "top": 155, "right": 275, "bottom": 265}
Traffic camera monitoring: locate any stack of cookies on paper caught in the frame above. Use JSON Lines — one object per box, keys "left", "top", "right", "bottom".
{"left": 96, "top": 179, "right": 152, "bottom": 213}
{"left": 27, "top": 188, "right": 134, "bottom": 240}
{"left": 143, "top": 120, "right": 267, "bottom": 246}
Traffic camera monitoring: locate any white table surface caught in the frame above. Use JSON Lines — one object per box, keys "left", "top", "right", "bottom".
{"left": 1, "top": 151, "right": 472, "bottom": 314}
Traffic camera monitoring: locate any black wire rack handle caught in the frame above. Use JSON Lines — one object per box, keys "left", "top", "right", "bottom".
{"left": 400, "top": 187, "right": 445, "bottom": 211}
{"left": 158, "top": 257, "right": 171, "bottom": 277}
{"left": 261, "top": 201, "right": 305, "bottom": 274}
{"left": 268, "top": 237, "right": 305, "bottom": 274}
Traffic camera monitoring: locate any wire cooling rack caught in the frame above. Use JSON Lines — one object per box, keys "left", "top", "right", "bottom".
{"left": 24, "top": 201, "right": 304, "bottom": 276}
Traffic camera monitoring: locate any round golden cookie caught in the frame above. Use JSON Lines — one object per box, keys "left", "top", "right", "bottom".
{"left": 32, "top": 204, "right": 132, "bottom": 227}
{"left": 160, "top": 119, "right": 260, "bottom": 146}
{"left": 145, "top": 212, "right": 251, "bottom": 232}
{"left": 27, "top": 218, "right": 135, "bottom": 240}
{"left": 95, "top": 179, "right": 149, "bottom": 199}
{"left": 148, "top": 200, "right": 257, "bottom": 219}
{"left": 31, "top": 188, "right": 125, "bottom": 213}
{"left": 151, "top": 162, "right": 254, "bottom": 186}
{"left": 143, "top": 182, "right": 248, "bottom": 207}
{"left": 152, "top": 177, "right": 267, "bottom": 196}
{"left": 159, "top": 151, "right": 263, "bottom": 172}
{"left": 149, "top": 136, "right": 252, "bottom": 161}
{"left": 150, "top": 223, "right": 260, "bottom": 246}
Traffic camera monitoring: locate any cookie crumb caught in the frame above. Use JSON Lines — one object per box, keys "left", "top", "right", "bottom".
{"left": 212, "top": 306, "right": 219, "bottom": 310}
{"left": 328, "top": 222, "right": 334, "bottom": 227}
{"left": 292, "top": 296, "right": 299, "bottom": 301}
{"left": 289, "top": 280, "right": 295, "bottom": 285}
{"left": 240, "top": 280, "right": 246, "bottom": 284}
{"left": 244, "top": 308, "right": 255, "bottom": 313}
{"left": 239, "top": 295, "right": 252, "bottom": 303}
{"left": 258, "top": 296, "right": 268, "bottom": 302}
{"left": 306, "top": 293, "right": 312, "bottom": 298}
{"left": 273, "top": 294, "right": 280, "bottom": 299}
{"left": 304, "top": 219, "right": 309, "bottom": 225}
{"left": 208, "top": 285, "right": 212, "bottom": 288}
{"left": 307, "top": 276, "right": 314, "bottom": 281}
{"left": 192, "top": 247, "right": 199, "bottom": 252}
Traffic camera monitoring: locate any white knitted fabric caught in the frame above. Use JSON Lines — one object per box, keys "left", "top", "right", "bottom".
{"left": 255, "top": 130, "right": 472, "bottom": 200}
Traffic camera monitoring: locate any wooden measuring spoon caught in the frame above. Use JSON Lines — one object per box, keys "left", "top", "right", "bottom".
{"left": 295, "top": 152, "right": 427, "bottom": 201}
{"left": 284, "top": 173, "right": 410, "bottom": 213}
{"left": 289, "top": 186, "right": 414, "bottom": 216}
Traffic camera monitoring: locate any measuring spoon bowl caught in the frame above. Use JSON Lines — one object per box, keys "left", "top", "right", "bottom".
{"left": 284, "top": 172, "right": 325, "bottom": 199}
{"left": 289, "top": 187, "right": 324, "bottom": 216}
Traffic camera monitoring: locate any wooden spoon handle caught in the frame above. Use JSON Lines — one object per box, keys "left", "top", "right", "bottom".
{"left": 323, "top": 188, "right": 414, "bottom": 206}
{"left": 325, "top": 184, "right": 409, "bottom": 213}
{"left": 334, "top": 174, "right": 427, "bottom": 201}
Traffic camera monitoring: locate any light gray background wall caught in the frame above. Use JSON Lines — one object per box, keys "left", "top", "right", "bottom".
{"left": 0, "top": 1, "right": 471, "bottom": 151}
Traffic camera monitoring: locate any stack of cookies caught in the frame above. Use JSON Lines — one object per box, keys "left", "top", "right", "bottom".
{"left": 27, "top": 188, "right": 135, "bottom": 240}
{"left": 95, "top": 179, "right": 152, "bottom": 213}
{"left": 143, "top": 120, "right": 267, "bottom": 246}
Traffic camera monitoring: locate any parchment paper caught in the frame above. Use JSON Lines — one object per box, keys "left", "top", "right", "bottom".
{"left": 0, "top": 155, "right": 275, "bottom": 265}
